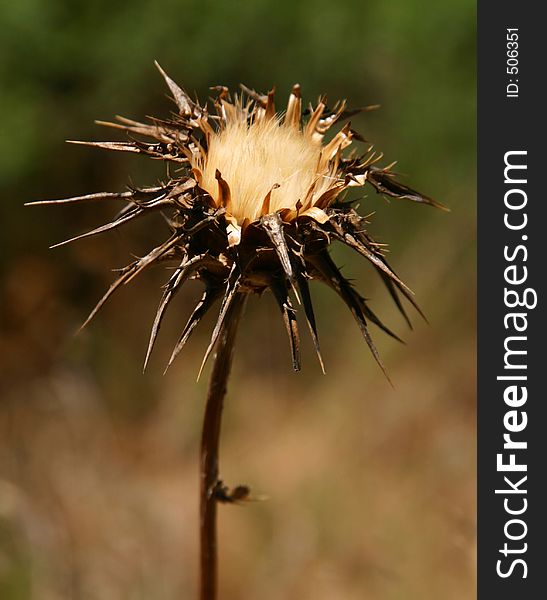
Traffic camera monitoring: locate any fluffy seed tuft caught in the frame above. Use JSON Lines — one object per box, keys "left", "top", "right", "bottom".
{"left": 198, "top": 118, "right": 323, "bottom": 223}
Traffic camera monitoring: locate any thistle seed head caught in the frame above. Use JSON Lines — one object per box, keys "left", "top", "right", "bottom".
{"left": 30, "top": 63, "right": 442, "bottom": 378}
{"left": 197, "top": 115, "right": 325, "bottom": 224}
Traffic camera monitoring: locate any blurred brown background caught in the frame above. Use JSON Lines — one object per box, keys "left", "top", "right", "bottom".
{"left": 0, "top": 1, "right": 475, "bottom": 598}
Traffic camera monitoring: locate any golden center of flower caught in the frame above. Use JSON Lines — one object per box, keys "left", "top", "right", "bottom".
{"left": 198, "top": 119, "right": 324, "bottom": 223}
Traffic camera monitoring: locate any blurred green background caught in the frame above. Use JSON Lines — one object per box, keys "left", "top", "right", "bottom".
{"left": 0, "top": 1, "right": 475, "bottom": 598}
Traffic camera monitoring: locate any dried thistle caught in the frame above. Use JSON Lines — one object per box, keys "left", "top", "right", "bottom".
{"left": 31, "top": 62, "right": 440, "bottom": 378}
{"left": 31, "top": 63, "right": 441, "bottom": 599}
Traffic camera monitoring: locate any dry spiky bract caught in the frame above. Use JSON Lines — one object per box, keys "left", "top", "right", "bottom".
{"left": 32, "top": 63, "right": 441, "bottom": 377}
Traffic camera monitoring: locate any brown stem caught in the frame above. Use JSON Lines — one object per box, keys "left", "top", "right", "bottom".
{"left": 199, "top": 293, "right": 246, "bottom": 600}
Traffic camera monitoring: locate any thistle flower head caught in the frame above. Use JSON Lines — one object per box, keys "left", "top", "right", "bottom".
{"left": 31, "top": 63, "right": 442, "bottom": 378}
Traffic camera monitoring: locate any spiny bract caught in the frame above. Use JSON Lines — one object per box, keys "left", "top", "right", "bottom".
{"left": 32, "top": 63, "right": 441, "bottom": 378}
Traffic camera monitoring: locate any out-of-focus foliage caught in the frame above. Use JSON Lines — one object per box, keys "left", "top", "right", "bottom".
{"left": 1, "top": 1, "right": 475, "bottom": 599}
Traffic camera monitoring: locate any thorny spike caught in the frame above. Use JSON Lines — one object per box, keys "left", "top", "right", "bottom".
{"left": 294, "top": 268, "right": 325, "bottom": 373}
{"left": 79, "top": 234, "right": 181, "bottom": 332}
{"left": 28, "top": 185, "right": 169, "bottom": 208}
{"left": 165, "top": 286, "right": 223, "bottom": 373}
{"left": 359, "top": 298, "right": 405, "bottom": 344}
{"left": 351, "top": 224, "right": 428, "bottom": 323}
{"left": 309, "top": 252, "right": 392, "bottom": 384}
{"left": 197, "top": 267, "right": 242, "bottom": 381}
{"left": 78, "top": 261, "right": 139, "bottom": 332}
{"left": 367, "top": 167, "right": 447, "bottom": 210}
{"left": 26, "top": 190, "right": 136, "bottom": 206}
{"left": 377, "top": 263, "right": 428, "bottom": 323}
{"left": 260, "top": 212, "right": 294, "bottom": 283}
{"left": 329, "top": 217, "right": 413, "bottom": 295}
{"left": 96, "top": 117, "right": 191, "bottom": 148}
{"left": 50, "top": 206, "right": 144, "bottom": 248}
{"left": 270, "top": 277, "right": 301, "bottom": 372}
{"left": 66, "top": 140, "right": 142, "bottom": 154}
{"left": 69, "top": 138, "right": 189, "bottom": 163}
{"left": 336, "top": 104, "right": 381, "bottom": 123}
{"left": 143, "top": 254, "right": 209, "bottom": 372}
{"left": 49, "top": 187, "right": 182, "bottom": 248}
{"left": 95, "top": 119, "right": 169, "bottom": 140}
{"left": 379, "top": 272, "right": 414, "bottom": 329}
{"left": 154, "top": 61, "right": 199, "bottom": 117}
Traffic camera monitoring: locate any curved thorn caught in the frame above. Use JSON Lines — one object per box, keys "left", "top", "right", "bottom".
{"left": 309, "top": 252, "right": 392, "bottom": 385}
{"left": 164, "top": 286, "right": 223, "bottom": 373}
{"left": 143, "top": 254, "right": 209, "bottom": 372}
{"left": 378, "top": 272, "right": 413, "bottom": 329}
{"left": 197, "top": 267, "right": 242, "bottom": 381}
{"left": 79, "top": 234, "right": 180, "bottom": 332}
{"left": 154, "top": 61, "right": 197, "bottom": 116}
{"left": 330, "top": 222, "right": 413, "bottom": 295}
{"left": 50, "top": 207, "right": 143, "bottom": 248}
{"left": 78, "top": 262, "right": 138, "bottom": 333}
{"left": 270, "top": 277, "right": 301, "bottom": 372}
{"left": 367, "top": 168, "right": 448, "bottom": 210}
{"left": 123, "top": 235, "right": 181, "bottom": 287}
{"left": 295, "top": 268, "right": 325, "bottom": 373}
{"left": 371, "top": 253, "right": 428, "bottom": 323}
{"left": 343, "top": 217, "right": 427, "bottom": 322}
{"left": 360, "top": 299, "right": 405, "bottom": 344}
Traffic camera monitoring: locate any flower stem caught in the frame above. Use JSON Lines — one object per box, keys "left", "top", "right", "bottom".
{"left": 199, "top": 293, "right": 246, "bottom": 600}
